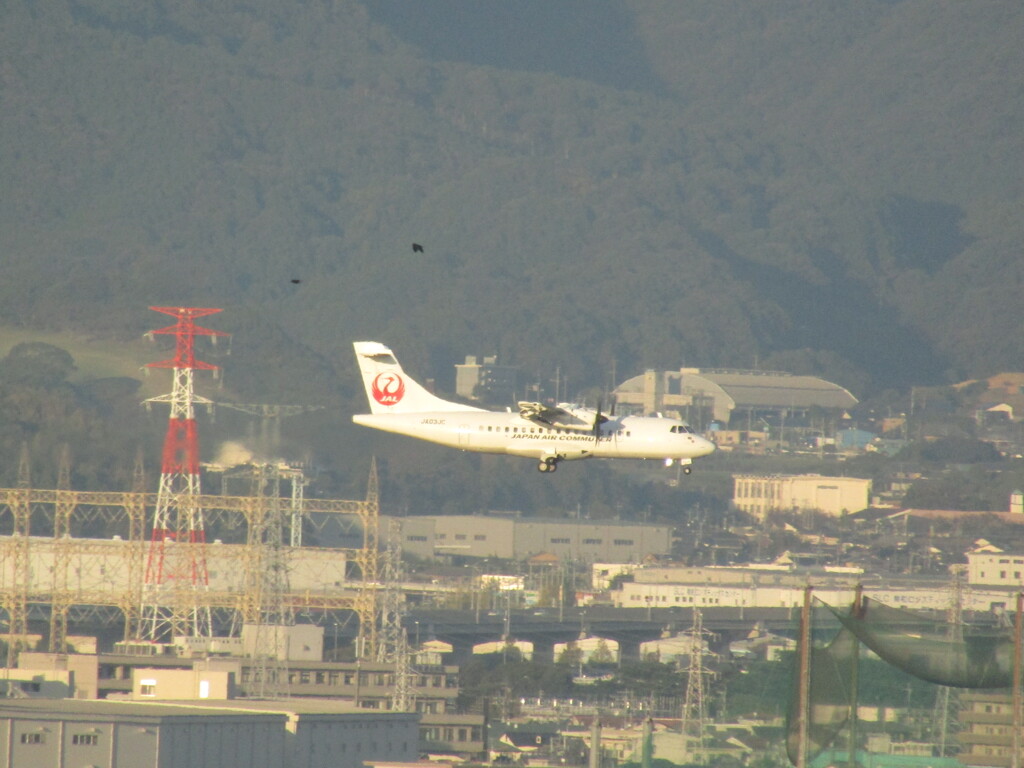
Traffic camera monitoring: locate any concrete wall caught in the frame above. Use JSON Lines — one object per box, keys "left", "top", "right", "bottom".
{"left": 241, "top": 623, "right": 324, "bottom": 662}
{"left": 16, "top": 652, "right": 99, "bottom": 699}
{"left": 432, "top": 516, "right": 516, "bottom": 559}
{"left": 132, "top": 667, "right": 235, "bottom": 700}
{"left": 513, "top": 520, "right": 672, "bottom": 562}
{"left": 154, "top": 717, "right": 286, "bottom": 768}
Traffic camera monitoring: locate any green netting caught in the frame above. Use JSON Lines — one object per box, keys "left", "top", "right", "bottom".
{"left": 787, "top": 595, "right": 1019, "bottom": 767}
{"left": 786, "top": 604, "right": 858, "bottom": 765}
{"left": 831, "top": 597, "right": 1014, "bottom": 689}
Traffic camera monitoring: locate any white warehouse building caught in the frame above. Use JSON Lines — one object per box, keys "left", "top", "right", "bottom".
{"left": 732, "top": 474, "right": 872, "bottom": 519}
{"left": 612, "top": 563, "right": 1017, "bottom": 613}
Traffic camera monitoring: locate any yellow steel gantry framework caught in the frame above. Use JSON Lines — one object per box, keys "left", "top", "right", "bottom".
{"left": 0, "top": 465, "right": 380, "bottom": 665}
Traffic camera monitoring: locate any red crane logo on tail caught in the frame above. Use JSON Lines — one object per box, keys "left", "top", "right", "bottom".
{"left": 372, "top": 373, "right": 405, "bottom": 406}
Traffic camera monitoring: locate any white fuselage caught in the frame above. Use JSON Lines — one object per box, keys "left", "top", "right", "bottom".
{"left": 352, "top": 410, "right": 716, "bottom": 463}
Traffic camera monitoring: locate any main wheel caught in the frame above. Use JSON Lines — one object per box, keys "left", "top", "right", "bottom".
{"left": 683, "top": 466, "right": 692, "bottom": 475}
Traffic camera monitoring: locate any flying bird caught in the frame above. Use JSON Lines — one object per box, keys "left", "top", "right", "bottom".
{"left": 291, "top": 279, "right": 301, "bottom": 284}
{"left": 412, "top": 243, "right": 424, "bottom": 253}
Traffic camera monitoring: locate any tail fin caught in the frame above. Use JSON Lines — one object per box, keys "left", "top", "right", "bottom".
{"left": 353, "top": 342, "right": 481, "bottom": 414}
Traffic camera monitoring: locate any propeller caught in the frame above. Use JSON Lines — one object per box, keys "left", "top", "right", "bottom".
{"left": 592, "top": 398, "right": 608, "bottom": 443}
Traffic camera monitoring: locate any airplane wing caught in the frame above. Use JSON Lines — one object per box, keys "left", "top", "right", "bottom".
{"left": 517, "top": 402, "right": 604, "bottom": 432}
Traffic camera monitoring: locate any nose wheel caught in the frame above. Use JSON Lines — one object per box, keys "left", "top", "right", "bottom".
{"left": 537, "top": 458, "right": 559, "bottom": 473}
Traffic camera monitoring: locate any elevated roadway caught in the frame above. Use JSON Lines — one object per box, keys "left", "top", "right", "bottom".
{"left": 405, "top": 605, "right": 802, "bottom": 661}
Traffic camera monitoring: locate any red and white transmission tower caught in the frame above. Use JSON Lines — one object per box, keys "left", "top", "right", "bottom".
{"left": 138, "top": 307, "right": 228, "bottom": 643}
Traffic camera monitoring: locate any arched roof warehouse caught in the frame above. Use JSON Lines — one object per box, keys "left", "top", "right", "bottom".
{"left": 614, "top": 368, "right": 858, "bottom": 425}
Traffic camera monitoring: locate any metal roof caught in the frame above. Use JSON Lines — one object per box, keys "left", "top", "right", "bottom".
{"left": 0, "top": 698, "right": 281, "bottom": 720}
{"left": 688, "top": 371, "right": 857, "bottom": 410}
{"left": 616, "top": 368, "right": 857, "bottom": 412}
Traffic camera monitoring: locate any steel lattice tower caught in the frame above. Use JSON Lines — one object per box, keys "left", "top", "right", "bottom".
{"left": 681, "top": 608, "right": 713, "bottom": 764}
{"left": 138, "top": 307, "right": 227, "bottom": 643}
{"left": 378, "top": 519, "right": 416, "bottom": 711}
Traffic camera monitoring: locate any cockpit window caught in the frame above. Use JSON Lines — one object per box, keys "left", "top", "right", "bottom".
{"left": 670, "top": 425, "right": 694, "bottom": 434}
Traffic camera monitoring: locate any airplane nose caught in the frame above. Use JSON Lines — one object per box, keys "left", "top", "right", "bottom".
{"left": 700, "top": 436, "right": 716, "bottom": 456}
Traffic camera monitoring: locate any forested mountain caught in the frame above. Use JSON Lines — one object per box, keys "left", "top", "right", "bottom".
{"left": 1, "top": 1, "right": 1022, "bottom": 499}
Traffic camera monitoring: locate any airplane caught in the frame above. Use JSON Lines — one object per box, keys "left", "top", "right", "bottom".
{"left": 352, "top": 341, "right": 716, "bottom": 473}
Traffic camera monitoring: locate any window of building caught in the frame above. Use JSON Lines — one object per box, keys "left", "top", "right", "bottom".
{"left": 72, "top": 734, "right": 99, "bottom": 746}
{"left": 613, "top": 539, "right": 634, "bottom": 546}
{"left": 20, "top": 733, "right": 45, "bottom": 745}
{"left": 455, "top": 534, "right": 466, "bottom": 540}
{"left": 474, "top": 534, "right": 486, "bottom": 541}
{"left": 551, "top": 537, "right": 570, "bottom": 544}
{"left": 583, "top": 538, "right": 602, "bottom": 545}
{"left": 139, "top": 679, "right": 157, "bottom": 696}
{"left": 406, "top": 535, "right": 427, "bottom": 542}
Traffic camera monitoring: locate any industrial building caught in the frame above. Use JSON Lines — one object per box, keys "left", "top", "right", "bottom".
{"left": 14, "top": 650, "right": 460, "bottom": 714}
{"left": 611, "top": 562, "right": 1016, "bottom": 613}
{"left": 382, "top": 514, "right": 674, "bottom": 563}
{"left": 0, "top": 698, "right": 418, "bottom": 768}
{"left": 613, "top": 367, "right": 858, "bottom": 430}
{"left": 454, "top": 355, "right": 518, "bottom": 404}
{"left": 732, "top": 473, "right": 872, "bottom": 519}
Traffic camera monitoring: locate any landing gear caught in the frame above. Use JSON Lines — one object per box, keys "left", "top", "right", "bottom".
{"left": 671, "top": 458, "right": 694, "bottom": 480}
{"left": 537, "top": 458, "right": 559, "bottom": 473}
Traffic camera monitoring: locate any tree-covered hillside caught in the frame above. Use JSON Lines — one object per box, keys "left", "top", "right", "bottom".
{"left": 2, "top": 0, "right": 1021, "bottom": 408}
